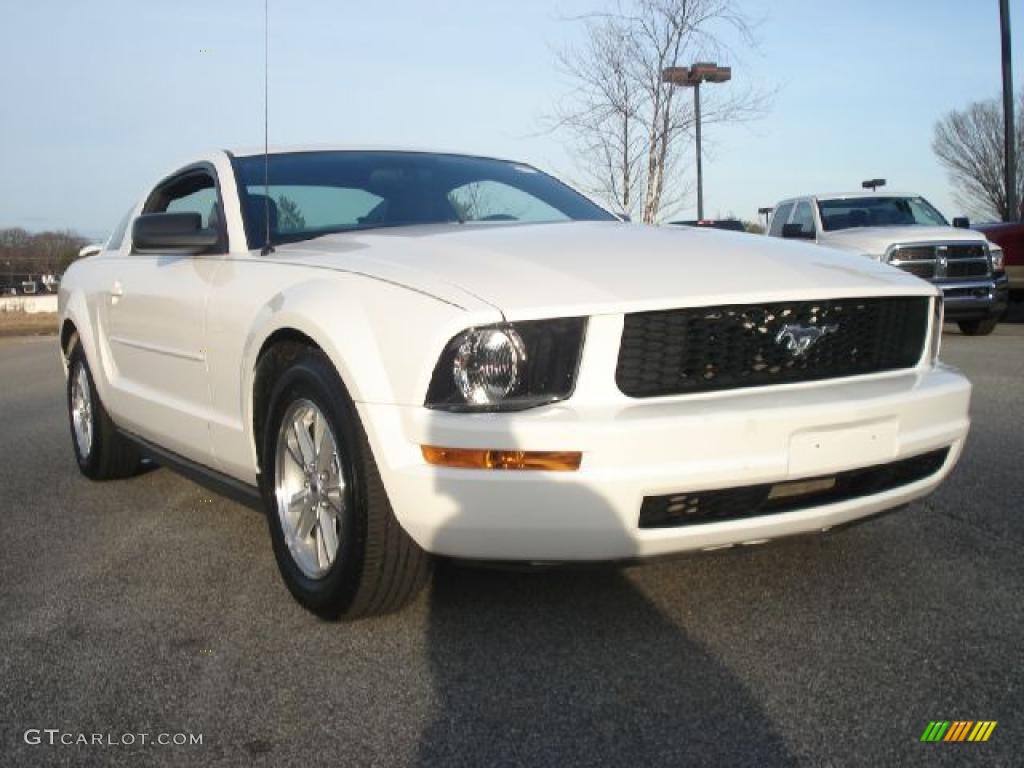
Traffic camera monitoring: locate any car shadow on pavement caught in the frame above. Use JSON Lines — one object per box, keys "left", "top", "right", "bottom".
{"left": 413, "top": 418, "right": 795, "bottom": 767}
{"left": 1001, "top": 294, "right": 1024, "bottom": 323}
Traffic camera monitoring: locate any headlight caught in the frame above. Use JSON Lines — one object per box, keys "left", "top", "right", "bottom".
{"left": 426, "top": 318, "right": 587, "bottom": 411}
{"left": 453, "top": 327, "right": 526, "bottom": 405}
{"left": 989, "top": 244, "right": 1005, "bottom": 272}
{"left": 930, "top": 296, "right": 944, "bottom": 364}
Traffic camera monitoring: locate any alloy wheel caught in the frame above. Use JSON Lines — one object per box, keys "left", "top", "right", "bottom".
{"left": 274, "top": 399, "right": 346, "bottom": 579}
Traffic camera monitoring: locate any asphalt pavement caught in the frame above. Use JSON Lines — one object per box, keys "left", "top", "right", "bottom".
{"left": 0, "top": 319, "right": 1021, "bottom": 767}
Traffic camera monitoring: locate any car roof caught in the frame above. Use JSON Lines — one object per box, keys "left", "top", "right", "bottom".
{"left": 776, "top": 192, "right": 921, "bottom": 206}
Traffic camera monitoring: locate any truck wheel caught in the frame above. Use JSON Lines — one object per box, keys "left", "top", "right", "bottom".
{"left": 957, "top": 317, "right": 998, "bottom": 336}
{"left": 259, "top": 345, "right": 431, "bottom": 619}
{"left": 67, "top": 344, "right": 140, "bottom": 480}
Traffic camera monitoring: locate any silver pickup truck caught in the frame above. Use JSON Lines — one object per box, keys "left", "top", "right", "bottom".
{"left": 768, "top": 192, "right": 1009, "bottom": 335}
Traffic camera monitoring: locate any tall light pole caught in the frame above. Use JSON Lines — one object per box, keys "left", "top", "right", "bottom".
{"left": 662, "top": 62, "right": 732, "bottom": 220}
{"left": 1000, "top": 0, "right": 1017, "bottom": 221}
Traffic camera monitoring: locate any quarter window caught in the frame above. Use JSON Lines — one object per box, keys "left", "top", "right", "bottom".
{"left": 769, "top": 203, "right": 794, "bottom": 236}
{"left": 792, "top": 202, "right": 816, "bottom": 237}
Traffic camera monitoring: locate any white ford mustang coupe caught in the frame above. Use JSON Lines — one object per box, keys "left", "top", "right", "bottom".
{"left": 60, "top": 148, "right": 971, "bottom": 618}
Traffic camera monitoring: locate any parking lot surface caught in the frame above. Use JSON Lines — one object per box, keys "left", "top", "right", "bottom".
{"left": 1, "top": 321, "right": 1021, "bottom": 767}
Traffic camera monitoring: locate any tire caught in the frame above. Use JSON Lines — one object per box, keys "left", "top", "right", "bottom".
{"left": 258, "top": 344, "right": 431, "bottom": 619}
{"left": 67, "top": 342, "right": 141, "bottom": 480}
{"left": 957, "top": 316, "right": 999, "bottom": 336}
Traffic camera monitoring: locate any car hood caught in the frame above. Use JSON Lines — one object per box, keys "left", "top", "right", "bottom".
{"left": 819, "top": 225, "right": 989, "bottom": 257}
{"left": 273, "top": 221, "right": 935, "bottom": 319}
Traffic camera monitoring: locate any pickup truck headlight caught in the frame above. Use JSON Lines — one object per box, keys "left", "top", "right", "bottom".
{"left": 426, "top": 318, "right": 586, "bottom": 411}
{"left": 989, "top": 244, "right": 1005, "bottom": 272}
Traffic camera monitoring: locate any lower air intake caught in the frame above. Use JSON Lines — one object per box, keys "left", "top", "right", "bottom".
{"left": 639, "top": 448, "right": 950, "bottom": 529}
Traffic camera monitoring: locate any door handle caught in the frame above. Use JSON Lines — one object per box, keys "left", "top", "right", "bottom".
{"left": 110, "top": 281, "right": 124, "bottom": 305}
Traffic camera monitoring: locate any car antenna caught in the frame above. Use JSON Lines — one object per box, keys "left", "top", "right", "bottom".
{"left": 260, "top": 0, "right": 275, "bottom": 255}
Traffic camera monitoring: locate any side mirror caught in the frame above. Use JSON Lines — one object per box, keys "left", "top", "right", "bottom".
{"left": 78, "top": 244, "right": 103, "bottom": 259}
{"left": 132, "top": 212, "right": 218, "bottom": 254}
{"left": 781, "top": 223, "right": 814, "bottom": 240}
{"left": 952, "top": 216, "right": 970, "bottom": 229}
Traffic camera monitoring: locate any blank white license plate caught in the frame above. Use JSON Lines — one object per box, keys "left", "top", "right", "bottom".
{"left": 788, "top": 419, "right": 898, "bottom": 477}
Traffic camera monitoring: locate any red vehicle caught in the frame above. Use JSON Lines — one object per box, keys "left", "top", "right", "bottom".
{"left": 975, "top": 221, "right": 1024, "bottom": 295}
{"left": 669, "top": 219, "right": 748, "bottom": 232}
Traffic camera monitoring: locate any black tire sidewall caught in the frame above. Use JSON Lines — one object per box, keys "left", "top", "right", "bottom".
{"left": 67, "top": 346, "right": 100, "bottom": 476}
{"left": 958, "top": 317, "right": 998, "bottom": 336}
{"left": 259, "top": 353, "right": 368, "bottom": 616}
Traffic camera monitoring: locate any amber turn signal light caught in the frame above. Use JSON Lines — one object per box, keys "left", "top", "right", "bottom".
{"left": 421, "top": 446, "right": 582, "bottom": 471}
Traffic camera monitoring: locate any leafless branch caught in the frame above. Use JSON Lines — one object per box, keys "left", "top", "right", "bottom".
{"left": 547, "top": 0, "right": 771, "bottom": 222}
{"left": 932, "top": 90, "right": 1024, "bottom": 221}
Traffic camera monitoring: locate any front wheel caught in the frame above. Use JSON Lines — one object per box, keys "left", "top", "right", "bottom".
{"left": 66, "top": 343, "right": 140, "bottom": 480}
{"left": 259, "top": 345, "right": 431, "bottom": 619}
{"left": 957, "top": 316, "right": 999, "bottom": 336}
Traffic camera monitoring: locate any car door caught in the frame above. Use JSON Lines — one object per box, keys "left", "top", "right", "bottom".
{"left": 103, "top": 165, "right": 226, "bottom": 463}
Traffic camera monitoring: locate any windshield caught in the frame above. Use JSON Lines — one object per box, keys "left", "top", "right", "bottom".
{"left": 817, "top": 196, "right": 948, "bottom": 232}
{"left": 231, "top": 151, "right": 616, "bottom": 247}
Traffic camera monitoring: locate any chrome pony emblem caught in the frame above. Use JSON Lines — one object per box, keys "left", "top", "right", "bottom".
{"left": 775, "top": 323, "right": 838, "bottom": 357}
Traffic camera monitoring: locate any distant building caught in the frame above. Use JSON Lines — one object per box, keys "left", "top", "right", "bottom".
{"left": 0, "top": 273, "right": 60, "bottom": 296}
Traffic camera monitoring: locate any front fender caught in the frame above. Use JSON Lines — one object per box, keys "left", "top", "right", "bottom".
{"left": 217, "top": 270, "right": 501, "bottom": 480}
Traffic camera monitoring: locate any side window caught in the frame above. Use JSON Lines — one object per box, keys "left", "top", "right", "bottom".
{"left": 769, "top": 203, "right": 794, "bottom": 236}
{"left": 791, "top": 201, "right": 816, "bottom": 237}
{"left": 141, "top": 169, "right": 225, "bottom": 252}
{"left": 447, "top": 180, "right": 569, "bottom": 223}
{"left": 164, "top": 181, "right": 219, "bottom": 228}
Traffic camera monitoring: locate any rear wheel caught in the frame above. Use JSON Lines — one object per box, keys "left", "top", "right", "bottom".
{"left": 957, "top": 316, "right": 998, "bottom": 336}
{"left": 259, "top": 345, "right": 431, "bottom": 619}
{"left": 67, "top": 343, "right": 140, "bottom": 480}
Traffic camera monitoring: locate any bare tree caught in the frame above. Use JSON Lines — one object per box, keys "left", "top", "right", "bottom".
{"left": 933, "top": 90, "right": 1024, "bottom": 221}
{"left": 551, "top": 0, "right": 769, "bottom": 223}
{"left": 0, "top": 228, "right": 87, "bottom": 283}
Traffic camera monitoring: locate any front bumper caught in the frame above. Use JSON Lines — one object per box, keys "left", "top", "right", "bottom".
{"left": 939, "top": 275, "right": 1009, "bottom": 320}
{"left": 359, "top": 363, "right": 971, "bottom": 561}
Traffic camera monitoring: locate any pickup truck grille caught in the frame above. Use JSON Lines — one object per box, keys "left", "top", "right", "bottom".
{"left": 888, "top": 242, "right": 990, "bottom": 280}
{"left": 616, "top": 296, "right": 929, "bottom": 398}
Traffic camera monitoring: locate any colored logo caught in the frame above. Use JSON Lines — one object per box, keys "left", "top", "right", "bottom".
{"left": 920, "top": 721, "right": 997, "bottom": 742}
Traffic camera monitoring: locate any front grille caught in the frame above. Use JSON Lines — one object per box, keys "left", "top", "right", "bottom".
{"left": 889, "top": 241, "right": 990, "bottom": 280}
{"left": 945, "top": 261, "right": 989, "bottom": 278}
{"left": 947, "top": 244, "right": 987, "bottom": 260}
{"left": 616, "top": 297, "right": 929, "bottom": 398}
{"left": 898, "top": 261, "right": 936, "bottom": 279}
{"left": 638, "top": 448, "right": 950, "bottom": 528}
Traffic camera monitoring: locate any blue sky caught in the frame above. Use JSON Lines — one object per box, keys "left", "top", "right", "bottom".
{"left": 0, "top": 0, "right": 1020, "bottom": 238}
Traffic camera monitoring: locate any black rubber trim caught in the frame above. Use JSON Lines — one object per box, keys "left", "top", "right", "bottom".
{"left": 639, "top": 447, "right": 950, "bottom": 529}
{"left": 119, "top": 429, "right": 263, "bottom": 512}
